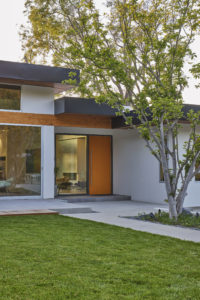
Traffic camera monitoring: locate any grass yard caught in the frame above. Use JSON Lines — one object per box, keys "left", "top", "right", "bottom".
{"left": 0, "top": 215, "right": 200, "bottom": 300}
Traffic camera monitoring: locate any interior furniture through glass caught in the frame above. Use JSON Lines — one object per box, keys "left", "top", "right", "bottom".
{"left": 56, "top": 135, "right": 87, "bottom": 194}
{"left": 0, "top": 125, "right": 41, "bottom": 196}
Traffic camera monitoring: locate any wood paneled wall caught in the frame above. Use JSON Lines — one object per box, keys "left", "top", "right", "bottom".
{"left": 0, "top": 111, "right": 112, "bottom": 128}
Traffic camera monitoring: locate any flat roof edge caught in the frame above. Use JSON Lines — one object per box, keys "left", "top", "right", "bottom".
{"left": 0, "top": 60, "right": 79, "bottom": 89}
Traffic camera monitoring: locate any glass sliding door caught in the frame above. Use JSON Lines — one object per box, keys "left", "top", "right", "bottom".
{"left": 56, "top": 135, "right": 87, "bottom": 194}
{"left": 0, "top": 125, "right": 41, "bottom": 196}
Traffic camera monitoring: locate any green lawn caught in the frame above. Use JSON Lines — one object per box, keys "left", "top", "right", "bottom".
{"left": 0, "top": 215, "right": 200, "bottom": 300}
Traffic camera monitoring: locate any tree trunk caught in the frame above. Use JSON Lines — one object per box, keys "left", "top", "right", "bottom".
{"left": 176, "top": 189, "right": 188, "bottom": 215}
{"left": 168, "top": 195, "right": 178, "bottom": 219}
{"left": 176, "top": 161, "right": 196, "bottom": 215}
{"left": 176, "top": 196, "right": 184, "bottom": 215}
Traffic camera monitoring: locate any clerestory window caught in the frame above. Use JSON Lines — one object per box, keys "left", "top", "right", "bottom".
{"left": 0, "top": 84, "right": 21, "bottom": 110}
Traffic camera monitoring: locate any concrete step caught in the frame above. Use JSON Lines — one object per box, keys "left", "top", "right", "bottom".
{"left": 0, "top": 209, "right": 58, "bottom": 216}
{"left": 57, "top": 194, "right": 131, "bottom": 203}
{"left": 53, "top": 207, "right": 99, "bottom": 214}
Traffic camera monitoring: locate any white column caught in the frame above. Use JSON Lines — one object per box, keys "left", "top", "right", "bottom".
{"left": 42, "top": 126, "right": 55, "bottom": 199}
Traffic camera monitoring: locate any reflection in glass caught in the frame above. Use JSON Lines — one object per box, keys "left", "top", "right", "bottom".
{"left": 56, "top": 135, "right": 87, "bottom": 194}
{"left": 0, "top": 85, "right": 21, "bottom": 110}
{"left": 0, "top": 125, "right": 41, "bottom": 196}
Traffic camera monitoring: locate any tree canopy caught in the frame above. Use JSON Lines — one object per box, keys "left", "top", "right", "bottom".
{"left": 21, "top": 0, "right": 200, "bottom": 218}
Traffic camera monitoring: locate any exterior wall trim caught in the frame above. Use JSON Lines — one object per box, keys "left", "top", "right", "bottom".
{"left": 0, "top": 111, "right": 112, "bottom": 129}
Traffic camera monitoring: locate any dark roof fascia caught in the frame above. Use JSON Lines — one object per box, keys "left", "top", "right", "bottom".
{"left": 55, "top": 97, "right": 118, "bottom": 116}
{"left": 112, "top": 104, "right": 200, "bottom": 129}
{"left": 181, "top": 104, "right": 200, "bottom": 118}
{"left": 112, "top": 111, "right": 140, "bottom": 129}
{"left": 0, "top": 60, "right": 79, "bottom": 93}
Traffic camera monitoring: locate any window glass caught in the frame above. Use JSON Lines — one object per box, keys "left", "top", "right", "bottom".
{"left": 160, "top": 163, "right": 164, "bottom": 182}
{"left": 0, "top": 125, "right": 41, "bottom": 196}
{"left": 0, "top": 85, "right": 20, "bottom": 110}
{"left": 56, "top": 135, "right": 87, "bottom": 194}
{"left": 195, "top": 164, "right": 200, "bottom": 181}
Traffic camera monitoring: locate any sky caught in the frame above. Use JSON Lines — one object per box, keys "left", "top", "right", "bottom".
{"left": 0, "top": 0, "right": 26, "bottom": 62}
{"left": 0, "top": 0, "right": 200, "bottom": 105}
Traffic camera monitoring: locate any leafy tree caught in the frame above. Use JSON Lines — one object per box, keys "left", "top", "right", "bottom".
{"left": 21, "top": 0, "right": 200, "bottom": 218}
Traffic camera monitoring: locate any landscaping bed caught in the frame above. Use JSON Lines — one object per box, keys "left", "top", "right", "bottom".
{"left": 134, "top": 209, "right": 200, "bottom": 229}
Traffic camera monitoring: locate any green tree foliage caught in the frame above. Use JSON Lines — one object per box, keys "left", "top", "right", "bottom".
{"left": 21, "top": 0, "right": 200, "bottom": 218}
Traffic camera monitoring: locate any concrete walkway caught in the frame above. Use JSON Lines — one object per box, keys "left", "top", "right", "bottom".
{"left": 0, "top": 199, "right": 199, "bottom": 243}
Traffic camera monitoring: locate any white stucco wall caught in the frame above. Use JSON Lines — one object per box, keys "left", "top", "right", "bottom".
{"left": 112, "top": 129, "right": 167, "bottom": 204}
{"left": 47, "top": 125, "right": 200, "bottom": 206}
{"left": 173, "top": 125, "right": 200, "bottom": 207}
{"left": 112, "top": 126, "right": 200, "bottom": 207}
{"left": 42, "top": 126, "right": 55, "bottom": 199}
{"left": 55, "top": 126, "right": 166, "bottom": 203}
{"left": 21, "top": 85, "right": 54, "bottom": 114}
{"left": 55, "top": 126, "right": 114, "bottom": 135}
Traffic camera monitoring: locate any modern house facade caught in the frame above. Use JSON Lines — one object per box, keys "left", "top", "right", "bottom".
{"left": 0, "top": 60, "right": 199, "bottom": 207}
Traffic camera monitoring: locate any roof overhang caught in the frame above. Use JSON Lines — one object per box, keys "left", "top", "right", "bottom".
{"left": 112, "top": 104, "right": 200, "bottom": 129}
{"left": 0, "top": 60, "right": 79, "bottom": 93}
{"left": 55, "top": 97, "right": 118, "bottom": 116}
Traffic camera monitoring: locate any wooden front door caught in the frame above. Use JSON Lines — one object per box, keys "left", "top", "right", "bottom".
{"left": 89, "top": 136, "right": 112, "bottom": 195}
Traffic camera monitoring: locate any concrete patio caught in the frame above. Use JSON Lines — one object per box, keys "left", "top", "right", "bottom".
{"left": 0, "top": 198, "right": 199, "bottom": 243}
